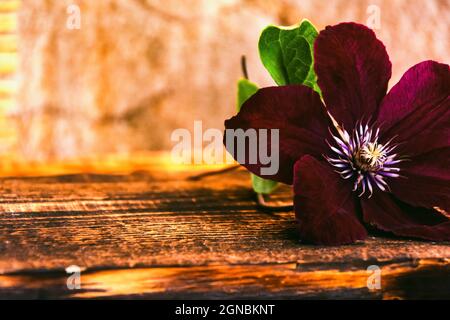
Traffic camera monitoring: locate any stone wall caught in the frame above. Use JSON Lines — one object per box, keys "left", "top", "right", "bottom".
{"left": 14, "top": 0, "right": 450, "bottom": 160}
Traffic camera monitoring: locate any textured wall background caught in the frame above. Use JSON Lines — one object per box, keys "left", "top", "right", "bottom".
{"left": 12, "top": 0, "right": 450, "bottom": 160}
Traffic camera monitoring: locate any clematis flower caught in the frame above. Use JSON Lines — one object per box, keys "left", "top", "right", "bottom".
{"left": 224, "top": 22, "right": 450, "bottom": 245}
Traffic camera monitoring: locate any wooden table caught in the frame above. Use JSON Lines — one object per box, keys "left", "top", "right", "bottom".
{"left": 0, "top": 162, "right": 449, "bottom": 299}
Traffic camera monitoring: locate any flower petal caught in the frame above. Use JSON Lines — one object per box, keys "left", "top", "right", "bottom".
{"left": 389, "top": 147, "right": 450, "bottom": 212}
{"left": 294, "top": 155, "right": 367, "bottom": 245}
{"left": 314, "top": 22, "right": 392, "bottom": 129}
{"left": 224, "top": 85, "right": 330, "bottom": 184}
{"left": 362, "top": 192, "right": 450, "bottom": 241}
{"left": 377, "top": 61, "right": 450, "bottom": 157}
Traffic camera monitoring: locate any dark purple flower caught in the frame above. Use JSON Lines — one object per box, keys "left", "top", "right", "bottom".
{"left": 224, "top": 22, "right": 450, "bottom": 245}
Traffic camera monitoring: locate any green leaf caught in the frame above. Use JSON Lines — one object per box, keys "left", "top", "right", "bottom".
{"left": 237, "top": 78, "right": 259, "bottom": 112}
{"left": 251, "top": 174, "right": 279, "bottom": 194}
{"left": 236, "top": 78, "right": 279, "bottom": 194}
{"left": 258, "top": 19, "right": 320, "bottom": 93}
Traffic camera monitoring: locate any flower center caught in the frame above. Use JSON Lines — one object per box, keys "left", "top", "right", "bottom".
{"left": 326, "top": 123, "right": 402, "bottom": 198}
{"left": 355, "top": 142, "right": 386, "bottom": 170}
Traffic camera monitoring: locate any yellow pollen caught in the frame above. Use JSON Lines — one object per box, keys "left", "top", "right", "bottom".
{"left": 357, "top": 143, "right": 385, "bottom": 169}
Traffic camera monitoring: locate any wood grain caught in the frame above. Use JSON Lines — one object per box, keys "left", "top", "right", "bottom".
{"left": 0, "top": 167, "right": 449, "bottom": 299}
{"left": 1, "top": 260, "right": 449, "bottom": 299}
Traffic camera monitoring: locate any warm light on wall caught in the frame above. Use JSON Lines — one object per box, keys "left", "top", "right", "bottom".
{"left": 0, "top": 0, "right": 19, "bottom": 154}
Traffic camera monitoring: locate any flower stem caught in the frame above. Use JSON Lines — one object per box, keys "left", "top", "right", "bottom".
{"left": 187, "top": 165, "right": 240, "bottom": 181}
{"left": 256, "top": 193, "right": 294, "bottom": 212}
{"left": 241, "top": 55, "right": 249, "bottom": 80}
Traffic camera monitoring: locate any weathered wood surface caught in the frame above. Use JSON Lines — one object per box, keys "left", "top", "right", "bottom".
{"left": 0, "top": 166, "right": 449, "bottom": 299}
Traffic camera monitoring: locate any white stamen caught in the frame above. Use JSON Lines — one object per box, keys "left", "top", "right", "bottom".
{"left": 327, "top": 122, "right": 402, "bottom": 197}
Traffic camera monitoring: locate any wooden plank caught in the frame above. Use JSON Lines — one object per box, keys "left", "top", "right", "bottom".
{"left": 0, "top": 167, "right": 449, "bottom": 298}
{"left": 0, "top": 169, "right": 448, "bottom": 272}
{"left": 1, "top": 260, "right": 449, "bottom": 299}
